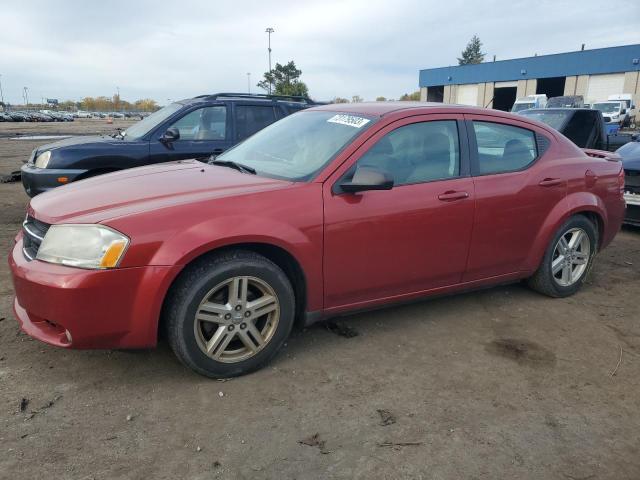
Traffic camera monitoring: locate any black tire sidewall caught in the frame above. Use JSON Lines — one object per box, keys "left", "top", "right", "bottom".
{"left": 170, "top": 254, "right": 295, "bottom": 378}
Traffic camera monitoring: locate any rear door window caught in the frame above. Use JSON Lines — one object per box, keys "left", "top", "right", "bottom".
{"left": 472, "top": 121, "right": 537, "bottom": 175}
{"left": 236, "top": 105, "right": 277, "bottom": 140}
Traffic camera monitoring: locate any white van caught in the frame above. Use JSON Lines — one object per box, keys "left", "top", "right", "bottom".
{"left": 593, "top": 100, "right": 631, "bottom": 127}
{"left": 511, "top": 94, "right": 547, "bottom": 112}
{"left": 607, "top": 94, "right": 635, "bottom": 126}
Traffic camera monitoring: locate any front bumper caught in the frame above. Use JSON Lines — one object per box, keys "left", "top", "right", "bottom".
{"left": 9, "top": 236, "right": 180, "bottom": 349}
{"left": 624, "top": 192, "right": 640, "bottom": 226}
{"left": 21, "top": 163, "right": 88, "bottom": 197}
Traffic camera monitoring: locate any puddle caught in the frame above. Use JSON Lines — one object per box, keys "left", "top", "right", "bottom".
{"left": 10, "top": 135, "right": 72, "bottom": 141}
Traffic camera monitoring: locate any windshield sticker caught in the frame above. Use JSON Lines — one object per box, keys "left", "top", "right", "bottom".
{"left": 327, "top": 114, "right": 370, "bottom": 128}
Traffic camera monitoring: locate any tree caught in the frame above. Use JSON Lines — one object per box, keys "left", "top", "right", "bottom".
{"left": 399, "top": 91, "right": 420, "bottom": 101}
{"left": 331, "top": 97, "right": 349, "bottom": 103}
{"left": 351, "top": 95, "right": 364, "bottom": 103}
{"left": 458, "top": 35, "right": 485, "bottom": 65}
{"left": 257, "top": 61, "right": 309, "bottom": 97}
{"left": 375, "top": 96, "right": 387, "bottom": 102}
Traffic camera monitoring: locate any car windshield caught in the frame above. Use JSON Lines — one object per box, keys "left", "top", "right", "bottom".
{"left": 123, "top": 103, "right": 183, "bottom": 139}
{"left": 593, "top": 103, "right": 620, "bottom": 113}
{"left": 217, "top": 110, "right": 376, "bottom": 181}
{"left": 518, "top": 110, "right": 570, "bottom": 130}
{"left": 512, "top": 102, "right": 534, "bottom": 112}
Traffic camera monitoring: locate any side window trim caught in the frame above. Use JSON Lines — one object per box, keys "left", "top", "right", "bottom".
{"left": 332, "top": 117, "right": 469, "bottom": 194}
{"left": 465, "top": 118, "right": 545, "bottom": 177}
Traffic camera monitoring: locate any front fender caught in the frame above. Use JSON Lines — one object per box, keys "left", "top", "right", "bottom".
{"left": 522, "top": 192, "right": 606, "bottom": 273}
{"left": 147, "top": 212, "right": 323, "bottom": 310}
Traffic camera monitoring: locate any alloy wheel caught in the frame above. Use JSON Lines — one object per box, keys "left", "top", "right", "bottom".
{"left": 551, "top": 227, "right": 590, "bottom": 287}
{"left": 193, "top": 276, "right": 280, "bottom": 363}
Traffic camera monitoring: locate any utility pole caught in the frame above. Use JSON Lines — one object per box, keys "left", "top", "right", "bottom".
{"left": 247, "top": 72, "right": 251, "bottom": 93}
{"left": 23, "top": 86, "right": 29, "bottom": 106}
{"left": 116, "top": 86, "right": 120, "bottom": 111}
{"left": 0, "top": 74, "right": 4, "bottom": 106}
{"left": 265, "top": 27, "right": 274, "bottom": 94}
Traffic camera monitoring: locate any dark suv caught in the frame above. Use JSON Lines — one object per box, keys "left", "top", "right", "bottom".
{"left": 21, "top": 93, "right": 316, "bottom": 196}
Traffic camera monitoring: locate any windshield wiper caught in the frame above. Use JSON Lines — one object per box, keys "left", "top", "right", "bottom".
{"left": 208, "top": 159, "right": 256, "bottom": 174}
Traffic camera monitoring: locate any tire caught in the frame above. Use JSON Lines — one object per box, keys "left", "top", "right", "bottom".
{"left": 164, "top": 250, "right": 295, "bottom": 378}
{"left": 528, "top": 215, "right": 598, "bottom": 298}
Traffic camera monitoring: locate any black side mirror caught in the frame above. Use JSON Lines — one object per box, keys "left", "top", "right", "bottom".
{"left": 340, "top": 166, "right": 394, "bottom": 193}
{"left": 160, "top": 127, "right": 180, "bottom": 144}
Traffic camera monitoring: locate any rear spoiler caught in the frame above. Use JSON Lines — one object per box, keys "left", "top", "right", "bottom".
{"left": 582, "top": 148, "right": 621, "bottom": 161}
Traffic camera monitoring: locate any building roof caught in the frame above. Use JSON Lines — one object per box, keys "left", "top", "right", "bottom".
{"left": 419, "top": 44, "right": 640, "bottom": 88}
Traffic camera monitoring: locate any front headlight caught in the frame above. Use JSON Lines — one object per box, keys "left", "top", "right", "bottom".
{"left": 34, "top": 151, "right": 51, "bottom": 168}
{"left": 36, "top": 224, "right": 129, "bottom": 269}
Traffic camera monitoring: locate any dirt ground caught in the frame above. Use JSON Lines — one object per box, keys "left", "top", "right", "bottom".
{"left": 0, "top": 119, "right": 639, "bottom": 480}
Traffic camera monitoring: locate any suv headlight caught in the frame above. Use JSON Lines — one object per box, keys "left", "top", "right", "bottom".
{"left": 36, "top": 224, "right": 129, "bottom": 269}
{"left": 34, "top": 151, "right": 51, "bottom": 168}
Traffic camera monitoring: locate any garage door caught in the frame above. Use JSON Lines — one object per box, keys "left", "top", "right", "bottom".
{"left": 586, "top": 73, "right": 625, "bottom": 102}
{"left": 457, "top": 84, "right": 478, "bottom": 106}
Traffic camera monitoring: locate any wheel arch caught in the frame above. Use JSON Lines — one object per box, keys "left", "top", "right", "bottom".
{"left": 523, "top": 192, "right": 607, "bottom": 273}
{"left": 157, "top": 241, "right": 310, "bottom": 341}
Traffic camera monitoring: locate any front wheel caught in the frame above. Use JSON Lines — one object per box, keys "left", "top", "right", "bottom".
{"left": 164, "top": 250, "right": 295, "bottom": 378}
{"left": 528, "top": 215, "right": 598, "bottom": 298}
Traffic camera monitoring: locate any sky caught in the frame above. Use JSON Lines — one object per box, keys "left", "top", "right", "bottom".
{"left": 0, "top": 0, "right": 639, "bottom": 105}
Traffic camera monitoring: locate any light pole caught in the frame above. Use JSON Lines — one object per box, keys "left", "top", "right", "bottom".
{"left": 0, "top": 74, "right": 4, "bottom": 106}
{"left": 265, "top": 27, "right": 274, "bottom": 94}
{"left": 247, "top": 73, "right": 251, "bottom": 93}
{"left": 23, "top": 86, "right": 29, "bottom": 106}
{"left": 116, "top": 86, "right": 120, "bottom": 111}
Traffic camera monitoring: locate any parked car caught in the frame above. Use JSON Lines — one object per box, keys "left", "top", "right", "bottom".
{"left": 9, "top": 111, "right": 30, "bottom": 122}
{"left": 592, "top": 101, "right": 629, "bottom": 127}
{"left": 517, "top": 108, "right": 631, "bottom": 151}
{"left": 9, "top": 103, "right": 625, "bottom": 378}
{"left": 0, "top": 112, "right": 12, "bottom": 121}
{"left": 546, "top": 95, "right": 584, "bottom": 108}
{"left": 511, "top": 94, "right": 547, "bottom": 112}
{"left": 20, "top": 93, "right": 316, "bottom": 196}
{"left": 76, "top": 110, "right": 92, "bottom": 118}
{"left": 616, "top": 140, "right": 640, "bottom": 226}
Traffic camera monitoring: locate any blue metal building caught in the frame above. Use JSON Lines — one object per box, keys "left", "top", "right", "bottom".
{"left": 418, "top": 44, "right": 640, "bottom": 111}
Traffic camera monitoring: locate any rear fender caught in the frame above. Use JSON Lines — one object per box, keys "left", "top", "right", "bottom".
{"left": 523, "top": 192, "right": 606, "bottom": 273}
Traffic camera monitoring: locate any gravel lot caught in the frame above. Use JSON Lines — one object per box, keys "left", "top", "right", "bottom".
{"left": 0, "top": 119, "right": 639, "bottom": 479}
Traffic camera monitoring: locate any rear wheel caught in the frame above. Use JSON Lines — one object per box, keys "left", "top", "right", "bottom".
{"left": 528, "top": 215, "right": 597, "bottom": 298}
{"left": 164, "top": 250, "right": 295, "bottom": 378}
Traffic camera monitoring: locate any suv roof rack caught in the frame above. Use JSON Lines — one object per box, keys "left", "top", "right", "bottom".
{"left": 197, "top": 92, "right": 316, "bottom": 104}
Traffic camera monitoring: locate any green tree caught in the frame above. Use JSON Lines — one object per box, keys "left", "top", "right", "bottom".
{"left": 399, "top": 91, "right": 420, "bottom": 101}
{"left": 458, "top": 35, "right": 485, "bottom": 65}
{"left": 375, "top": 96, "right": 387, "bottom": 102}
{"left": 258, "top": 61, "right": 309, "bottom": 97}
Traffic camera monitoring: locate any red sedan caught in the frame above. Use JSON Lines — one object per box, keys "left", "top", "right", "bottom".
{"left": 9, "top": 103, "right": 625, "bottom": 377}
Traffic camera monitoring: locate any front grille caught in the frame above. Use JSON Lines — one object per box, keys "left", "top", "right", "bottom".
{"left": 625, "top": 170, "right": 640, "bottom": 194}
{"left": 22, "top": 216, "right": 50, "bottom": 261}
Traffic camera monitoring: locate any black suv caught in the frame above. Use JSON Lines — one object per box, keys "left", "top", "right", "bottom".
{"left": 21, "top": 93, "right": 316, "bottom": 196}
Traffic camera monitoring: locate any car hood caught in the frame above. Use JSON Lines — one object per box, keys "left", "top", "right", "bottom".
{"left": 36, "top": 135, "right": 126, "bottom": 153}
{"left": 616, "top": 141, "right": 640, "bottom": 170}
{"left": 29, "top": 160, "right": 293, "bottom": 224}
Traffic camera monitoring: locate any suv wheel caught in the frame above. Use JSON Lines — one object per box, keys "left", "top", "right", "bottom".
{"left": 165, "top": 250, "right": 295, "bottom": 378}
{"left": 528, "top": 215, "right": 598, "bottom": 298}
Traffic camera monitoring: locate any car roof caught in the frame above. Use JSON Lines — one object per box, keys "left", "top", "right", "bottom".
{"left": 307, "top": 101, "right": 511, "bottom": 118}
